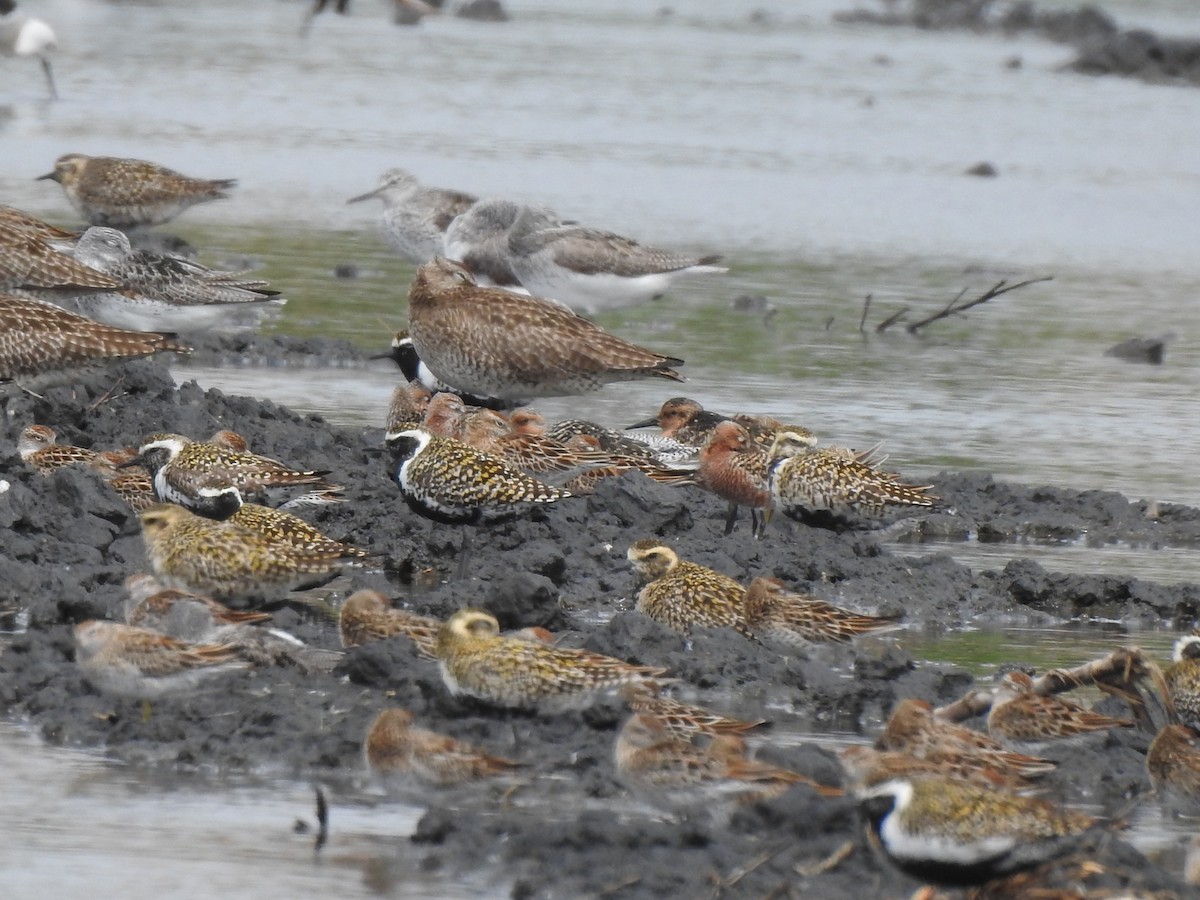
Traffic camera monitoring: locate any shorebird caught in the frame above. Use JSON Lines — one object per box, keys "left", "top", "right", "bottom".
{"left": 435, "top": 609, "right": 668, "bottom": 713}
{"left": 74, "top": 619, "right": 247, "bottom": 702}
{"left": 0, "top": 217, "right": 119, "bottom": 295}
{"left": 546, "top": 417, "right": 697, "bottom": 468}
{"left": 0, "top": 294, "right": 189, "bottom": 418}
{"left": 856, "top": 774, "right": 1101, "bottom": 886}
{"left": 695, "top": 420, "right": 771, "bottom": 537}
{"left": 406, "top": 257, "right": 684, "bottom": 401}
{"left": 986, "top": 670, "right": 1134, "bottom": 752}
{"left": 70, "top": 227, "right": 284, "bottom": 333}
{"left": 443, "top": 199, "right": 557, "bottom": 289}
{"left": 124, "top": 573, "right": 272, "bottom": 631}
{"left": 347, "top": 169, "right": 477, "bottom": 264}
{"left": 626, "top": 539, "right": 752, "bottom": 639}
{"left": 129, "top": 432, "right": 340, "bottom": 518}
{"left": 766, "top": 430, "right": 936, "bottom": 524}
{"left": 627, "top": 397, "right": 729, "bottom": 449}
{"left": 1165, "top": 634, "right": 1200, "bottom": 729}
{"left": 505, "top": 205, "right": 727, "bottom": 312}
{"left": 38, "top": 154, "right": 237, "bottom": 228}
{"left": 1145, "top": 723, "right": 1200, "bottom": 815}
{"left": 338, "top": 589, "right": 441, "bottom": 658}
{"left": 741, "top": 576, "right": 900, "bottom": 649}
{"left": 0, "top": 204, "right": 78, "bottom": 251}
{"left": 0, "top": 3, "right": 57, "bottom": 100}
{"left": 364, "top": 708, "right": 520, "bottom": 790}
{"left": 839, "top": 745, "right": 1040, "bottom": 796}
{"left": 618, "top": 683, "right": 766, "bottom": 742}
{"left": 18, "top": 423, "right": 98, "bottom": 474}
{"left": 375, "top": 329, "right": 520, "bottom": 411}
{"left": 138, "top": 503, "right": 366, "bottom": 604}
{"left": 614, "top": 713, "right": 838, "bottom": 815}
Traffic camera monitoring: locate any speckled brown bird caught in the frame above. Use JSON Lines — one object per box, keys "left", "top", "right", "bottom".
{"left": 627, "top": 396, "right": 729, "bottom": 448}
{"left": 375, "top": 329, "right": 516, "bottom": 411}
{"left": 767, "top": 430, "right": 936, "bottom": 521}
{"left": 879, "top": 698, "right": 1056, "bottom": 780}
{"left": 138, "top": 503, "right": 366, "bottom": 604}
{"left": 742, "top": 576, "right": 900, "bottom": 649}
{"left": 92, "top": 448, "right": 157, "bottom": 511}
{"left": 338, "top": 589, "right": 441, "bottom": 658}
{"left": 0, "top": 204, "right": 80, "bottom": 250}
{"left": 74, "top": 619, "right": 247, "bottom": 701}
{"left": 0, "top": 294, "right": 189, "bottom": 393}
{"left": 614, "top": 713, "right": 839, "bottom": 814}
{"left": 986, "top": 671, "right": 1134, "bottom": 752}
{"left": 123, "top": 573, "right": 272, "bottom": 630}
{"left": 1165, "top": 634, "right": 1200, "bottom": 729}
{"left": 730, "top": 412, "right": 816, "bottom": 450}
{"left": 406, "top": 257, "right": 685, "bottom": 400}
{"left": 364, "top": 707, "right": 520, "bottom": 789}
{"left": 0, "top": 217, "right": 117, "bottom": 294}
{"left": 838, "top": 745, "right": 1042, "bottom": 797}
{"left": 129, "top": 432, "right": 340, "bottom": 518}
{"left": 856, "top": 773, "right": 1100, "bottom": 886}
{"left": 695, "top": 420, "right": 771, "bottom": 537}
{"left": 18, "top": 423, "right": 98, "bottom": 474}
{"left": 38, "top": 153, "right": 236, "bottom": 228}
{"left": 547, "top": 417, "right": 697, "bottom": 467}
{"left": 1146, "top": 723, "right": 1200, "bottom": 814}
{"left": 225, "top": 502, "right": 368, "bottom": 556}
{"left": 435, "top": 609, "right": 668, "bottom": 713}
{"left": 618, "top": 683, "right": 766, "bottom": 741}
{"left": 626, "top": 539, "right": 752, "bottom": 639}
{"left": 384, "top": 381, "right": 432, "bottom": 433}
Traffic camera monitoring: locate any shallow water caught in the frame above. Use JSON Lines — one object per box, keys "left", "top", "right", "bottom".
{"left": 3, "top": 0, "right": 1200, "bottom": 893}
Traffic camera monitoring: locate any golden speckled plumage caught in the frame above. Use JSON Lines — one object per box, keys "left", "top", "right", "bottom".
{"left": 338, "top": 589, "right": 441, "bottom": 657}
{"left": 364, "top": 707, "right": 519, "bottom": 787}
{"left": 742, "top": 576, "right": 899, "bottom": 647}
{"left": 38, "top": 153, "right": 236, "bottom": 228}
{"left": 435, "top": 609, "right": 668, "bottom": 712}
{"left": 1165, "top": 634, "right": 1200, "bottom": 729}
{"left": 626, "top": 539, "right": 751, "bottom": 638}
{"left": 0, "top": 294, "right": 189, "bottom": 384}
{"left": 767, "top": 430, "right": 936, "bottom": 519}
{"left": 138, "top": 503, "right": 365, "bottom": 604}
{"left": 1145, "top": 724, "right": 1200, "bottom": 811}
{"left": 386, "top": 428, "right": 571, "bottom": 525}
{"left": 406, "top": 258, "right": 685, "bottom": 400}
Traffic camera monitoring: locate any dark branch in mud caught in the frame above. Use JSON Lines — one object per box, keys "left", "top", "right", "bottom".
{"left": 905, "top": 276, "right": 1053, "bottom": 334}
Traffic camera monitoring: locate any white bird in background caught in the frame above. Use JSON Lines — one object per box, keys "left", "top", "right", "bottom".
{"left": 0, "top": 0, "right": 58, "bottom": 100}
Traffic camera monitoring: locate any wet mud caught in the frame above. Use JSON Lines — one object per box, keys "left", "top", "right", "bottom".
{"left": 0, "top": 348, "right": 1197, "bottom": 898}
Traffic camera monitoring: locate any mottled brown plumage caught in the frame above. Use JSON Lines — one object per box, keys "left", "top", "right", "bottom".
{"left": 987, "top": 671, "right": 1133, "bottom": 751}
{"left": 627, "top": 396, "right": 729, "bottom": 448}
{"left": 406, "top": 258, "right": 684, "bottom": 400}
{"left": 18, "top": 423, "right": 98, "bottom": 474}
{"left": 696, "top": 420, "right": 771, "bottom": 537}
{"left": 338, "top": 589, "right": 441, "bottom": 657}
{"left": 364, "top": 707, "right": 519, "bottom": 787}
{"left": 742, "top": 576, "right": 900, "bottom": 648}
{"left": 0, "top": 293, "right": 189, "bottom": 385}
{"left": 38, "top": 153, "right": 236, "bottom": 228}
{"left": 838, "top": 745, "right": 1042, "bottom": 796}
{"left": 0, "top": 218, "right": 118, "bottom": 293}
{"left": 1146, "top": 724, "right": 1200, "bottom": 813}
{"left": 1165, "top": 634, "right": 1200, "bottom": 730}
{"left": 618, "top": 683, "right": 766, "bottom": 741}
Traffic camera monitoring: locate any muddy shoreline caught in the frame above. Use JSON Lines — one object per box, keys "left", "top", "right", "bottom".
{"left": 1, "top": 346, "right": 1197, "bottom": 898}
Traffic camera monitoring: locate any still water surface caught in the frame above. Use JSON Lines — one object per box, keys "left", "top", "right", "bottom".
{"left": 2, "top": 0, "right": 1199, "bottom": 894}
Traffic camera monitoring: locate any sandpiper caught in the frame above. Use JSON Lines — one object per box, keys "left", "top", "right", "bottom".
{"left": 138, "top": 502, "right": 365, "bottom": 604}
{"left": 406, "top": 257, "right": 685, "bottom": 401}
{"left": 1145, "top": 723, "right": 1200, "bottom": 814}
{"left": 986, "top": 670, "right": 1134, "bottom": 752}
{"left": 626, "top": 538, "right": 752, "bottom": 639}
{"left": 547, "top": 417, "right": 698, "bottom": 468}
{"left": 338, "top": 588, "right": 442, "bottom": 658}
{"left": 838, "top": 745, "right": 1040, "bottom": 796}
{"left": 742, "top": 576, "right": 900, "bottom": 649}
{"left": 38, "top": 154, "right": 237, "bottom": 228}
{"left": 505, "top": 205, "right": 727, "bottom": 312}
{"left": 124, "top": 573, "right": 272, "bottom": 631}
{"left": 129, "top": 432, "right": 340, "bottom": 518}
{"left": 364, "top": 707, "right": 520, "bottom": 791}
{"left": 0, "top": 218, "right": 120, "bottom": 294}
{"left": 856, "top": 774, "right": 1100, "bottom": 886}
{"left": 442, "top": 198, "right": 553, "bottom": 289}
{"left": 618, "top": 683, "right": 766, "bottom": 742}
{"left": 1165, "top": 634, "right": 1200, "bottom": 729}
{"left": 767, "top": 430, "right": 937, "bottom": 523}
{"left": 18, "top": 423, "right": 98, "bottom": 474}
{"left": 74, "top": 619, "right": 247, "bottom": 701}
{"left": 0, "top": 204, "right": 78, "bottom": 250}
{"left": 695, "top": 420, "right": 771, "bottom": 537}
{"left": 435, "top": 609, "right": 668, "bottom": 713}
{"left": 384, "top": 381, "right": 433, "bottom": 433}
{"left": 626, "top": 397, "right": 729, "bottom": 449}
{"left": 0, "top": 293, "right": 189, "bottom": 400}
{"left": 879, "top": 698, "right": 1057, "bottom": 780}
{"left": 70, "top": 226, "right": 284, "bottom": 333}
{"left": 347, "top": 168, "right": 477, "bottom": 264}
{"left": 614, "top": 713, "right": 838, "bottom": 815}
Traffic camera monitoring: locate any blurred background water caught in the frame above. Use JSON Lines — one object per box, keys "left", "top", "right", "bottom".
{"left": 2, "top": 1, "right": 1199, "bottom": 894}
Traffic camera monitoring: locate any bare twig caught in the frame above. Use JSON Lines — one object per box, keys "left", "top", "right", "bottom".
{"left": 313, "top": 784, "right": 329, "bottom": 853}
{"left": 794, "top": 840, "right": 855, "bottom": 878}
{"left": 875, "top": 307, "right": 909, "bottom": 333}
{"left": 905, "top": 276, "right": 1052, "bottom": 334}
{"left": 859, "top": 294, "right": 872, "bottom": 333}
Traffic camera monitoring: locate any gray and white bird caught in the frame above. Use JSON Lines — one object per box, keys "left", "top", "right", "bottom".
{"left": 348, "top": 168, "right": 477, "bottom": 264}
{"left": 0, "top": 2, "right": 58, "bottom": 100}
{"left": 442, "top": 199, "right": 558, "bottom": 291}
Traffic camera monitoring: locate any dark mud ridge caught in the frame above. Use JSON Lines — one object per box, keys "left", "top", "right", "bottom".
{"left": 1, "top": 352, "right": 1198, "bottom": 899}
{"left": 835, "top": 0, "right": 1200, "bottom": 88}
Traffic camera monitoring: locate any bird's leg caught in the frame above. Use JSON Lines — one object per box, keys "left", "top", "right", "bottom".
{"left": 40, "top": 55, "right": 58, "bottom": 101}
{"left": 723, "top": 502, "right": 738, "bottom": 536}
